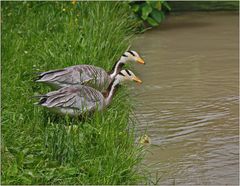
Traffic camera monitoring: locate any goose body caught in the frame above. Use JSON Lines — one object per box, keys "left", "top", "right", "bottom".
{"left": 36, "top": 69, "right": 142, "bottom": 116}
{"left": 38, "top": 85, "right": 105, "bottom": 115}
{"left": 37, "top": 65, "right": 111, "bottom": 91}
{"left": 36, "top": 51, "right": 144, "bottom": 91}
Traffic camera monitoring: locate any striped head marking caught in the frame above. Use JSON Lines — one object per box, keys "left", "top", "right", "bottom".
{"left": 120, "top": 50, "right": 145, "bottom": 64}
{"left": 116, "top": 69, "right": 142, "bottom": 84}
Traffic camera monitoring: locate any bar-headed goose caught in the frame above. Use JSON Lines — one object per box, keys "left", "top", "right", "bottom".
{"left": 36, "top": 50, "right": 144, "bottom": 91}
{"left": 35, "top": 69, "right": 142, "bottom": 116}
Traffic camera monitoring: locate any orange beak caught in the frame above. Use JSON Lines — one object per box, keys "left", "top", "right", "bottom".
{"left": 136, "top": 57, "right": 145, "bottom": 64}
{"left": 132, "top": 76, "right": 142, "bottom": 84}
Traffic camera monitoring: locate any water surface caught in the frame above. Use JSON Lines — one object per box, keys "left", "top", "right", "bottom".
{"left": 133, "top": 12, "right": 239, "bottom": 185}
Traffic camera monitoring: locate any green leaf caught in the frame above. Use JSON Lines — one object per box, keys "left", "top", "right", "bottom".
{"left": 146, "top": 17, "right": 159, "bottom": 27}
{"left": 146, "top": 1, "right": 151, "bottom": 5}
{"left": 131, "top": 4, "right": 139, "bottom": 13}
{"left": 150, "top": 9, "right": 165, "bottom": 23}
{"left": 162, "top": 1, "right": 171, "bottom": 11}
{"left": 141, "top": 4, "right": 152, "bottom": 20}
{"left": 150, "top": 1, "right": 162, "bottom": 10}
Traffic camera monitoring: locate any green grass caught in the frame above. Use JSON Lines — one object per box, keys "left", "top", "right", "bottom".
{"left": 1, "top": 2, "right": 145, "bottom": 184}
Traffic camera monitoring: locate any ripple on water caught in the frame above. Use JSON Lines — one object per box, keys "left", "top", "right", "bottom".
{"left": 133, "top": 12, "right": 239, "bottom": 185}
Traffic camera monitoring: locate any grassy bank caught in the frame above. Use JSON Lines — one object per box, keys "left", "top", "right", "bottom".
{"left": 1, "top": 2, "right": 144, "bottom": 184}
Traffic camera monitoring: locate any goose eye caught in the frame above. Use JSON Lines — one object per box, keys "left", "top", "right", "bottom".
{"left": 122, "top": 54, "right": 127, "bottom": 57}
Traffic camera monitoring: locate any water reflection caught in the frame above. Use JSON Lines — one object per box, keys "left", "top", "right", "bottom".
{"left": 133, "top": 12, "right": 239, "bottom": 185}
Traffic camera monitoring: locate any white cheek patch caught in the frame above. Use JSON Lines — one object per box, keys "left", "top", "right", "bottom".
{"left": 123, "top": 52, "right": 129, "bottom": 57}
{"left": 132, "top": 51, "right": 139, "bottom": 58}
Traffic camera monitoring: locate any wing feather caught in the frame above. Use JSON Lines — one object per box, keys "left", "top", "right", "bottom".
{"left": 36, "top": 65, "right": 110, "bottom": 90}
{"left": 38, "top": 85, "right": 105, "bottom": 115}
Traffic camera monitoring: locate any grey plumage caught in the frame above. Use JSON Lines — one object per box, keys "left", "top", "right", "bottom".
{"left": 37, "top": 85, "right": 105, "bottom": 116}
{"left": 35, "top": 69, "right": 142, "bottom": 116}
{"left": 36, "top": 51, "right": 144, "bottom": 91}
{"left": 37, "top": 65, "right": 111, "bottom": 91}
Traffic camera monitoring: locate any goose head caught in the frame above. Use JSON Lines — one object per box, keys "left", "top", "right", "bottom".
{"left": 120, "top": 50, "right": 145, "bottom": 65}
{"left": 115, "top": 69, "right": 142, "bottom": 84}
{"left": 109, "top": 50, "right": 144, "bottom": 79}
{"left": 105, "top": 69, "right": 142, "bottom": 104}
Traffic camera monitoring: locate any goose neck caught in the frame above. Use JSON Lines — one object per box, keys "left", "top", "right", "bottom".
{"left": 104, "top": 79, "right": 120, "bottom": 106}
{"left": 109, "top": 60, "right": 124, "bottom": 79}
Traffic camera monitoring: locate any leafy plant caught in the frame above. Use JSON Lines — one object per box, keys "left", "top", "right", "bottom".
{"left": 130, "top": 1, "right": 171, "bottom": 27}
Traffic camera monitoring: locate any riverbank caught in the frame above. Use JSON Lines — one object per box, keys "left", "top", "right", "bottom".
{"left": 2, "top": 2, "right": 144, "bottom": 184}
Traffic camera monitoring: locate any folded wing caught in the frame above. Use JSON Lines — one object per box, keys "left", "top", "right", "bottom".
{"left": 36, "top": 65, "right": 111, "bottom": 90}
{"left": 38, "top": 85, "right": 105, "bottom": 115}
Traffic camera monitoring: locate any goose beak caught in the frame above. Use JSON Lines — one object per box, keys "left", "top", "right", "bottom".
{"left": 136, "top": 57, "right": 145, "bottom": 64}
{"left": 132, "top": 76, "right": 142, "bottom": 84}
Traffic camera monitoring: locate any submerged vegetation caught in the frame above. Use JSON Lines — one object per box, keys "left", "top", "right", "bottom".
{"left": 1, "top": 2, "right": 145, "bottom": 184}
